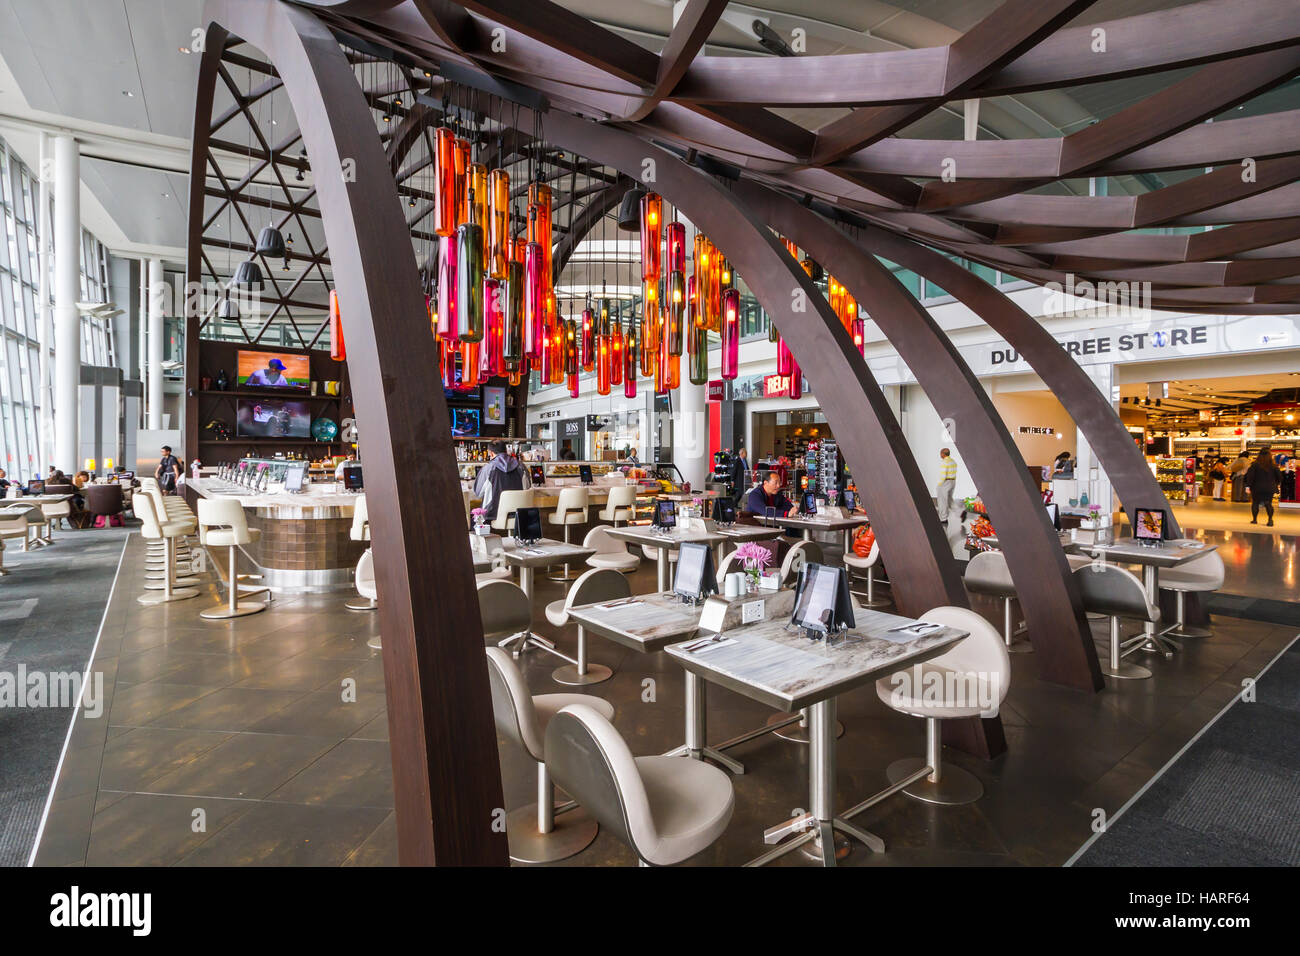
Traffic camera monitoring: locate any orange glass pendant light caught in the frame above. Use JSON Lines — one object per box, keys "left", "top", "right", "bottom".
{"left": 639, "top": 192, "right": 662, "bottom": 280}
{"left": 488, "top": 169, "right": 510, "bottom": 279}
{"left": 328, "top": 289, "right": 345, "bottom": 361}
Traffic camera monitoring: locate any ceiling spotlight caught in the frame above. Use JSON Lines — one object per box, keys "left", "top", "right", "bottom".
{"left": 179, "top": 46, "right": 190, "bottom": 54}
{"left": 122, "top": 90, "right": 135, "bottom": 97}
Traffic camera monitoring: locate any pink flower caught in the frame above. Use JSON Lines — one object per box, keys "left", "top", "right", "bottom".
{"left": 733, "top": 542, "right": 772, "bottom": 571}
{"left": 471, "top": 507, "right": 486, "bottom": 517}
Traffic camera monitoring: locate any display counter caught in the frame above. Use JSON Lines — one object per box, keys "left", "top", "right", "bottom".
{"left": 186, "top": 477, "right": 364, "bottom": 593}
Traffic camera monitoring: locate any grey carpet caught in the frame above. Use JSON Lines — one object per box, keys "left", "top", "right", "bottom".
{"left": 1074, "top": 637, "right": 1300, "bottom": 867}
{"left": 0, "top": 526, "right": 130, "bottom": 866}
{"left": 1207, "top": 594, "right": 1300, "bottom": 628}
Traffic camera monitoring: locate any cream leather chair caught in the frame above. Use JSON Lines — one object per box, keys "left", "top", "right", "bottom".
{"left": 1073, "top": 563, "right": 1162, "bottom": 680}
{"left": 0, "top": 512, "right": 27, "bottom": 569}
{"left": 196, "top": 497, "right": 270, "bottom": 619}
{"left": 40, "top": 499, "right": 72, "bottom": 541}
{"left": 545, "top": 703, "right": 735, "bottom": 866}
{"left": 876, "top": 606, "right": 1010, "bottom": 805}
{"left": 547, "top": 486, "right": 589, "bottom": 580}
{"left": 1158, "top": 550, "right": 1223, "bottom": 638}
{"left": 142, "top": 487, "right": 195, "bottom": 574}
{"left": 346, "top": 495, "right": 376, "bottom": 611}
{"left": 963, "top": 550, "right": 1032, "bottom": 653}
{"left": 136, "top": 492, "right": 199, "bottom": 605}
{"left": 356, "top": 550, "right": 381, "bottom": 649}
{"left": 490, "top": 489, "right": 534, "bottom": 534}
{"left": 779, "top": 539, "right": 822, "bottom": 586}
{"left": 598, "top": 484, "right": 638, "bottom": 526}
{"left": 485, "top": 648, "right": 616, "bottom": 863}
{"left": 478, "top": 577, "right": 555, "bottom": 658}
{"left": 843, "top": 538, "right": 890, "bottom": 608}
{"left": 582, "top": 525, "right": 639, "bottom": 574}
{"left": 544, "top": 568, "right": 625, "bottom": 685}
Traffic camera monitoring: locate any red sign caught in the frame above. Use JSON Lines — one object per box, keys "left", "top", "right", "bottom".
{"left": 707, "top": 380, "right": 726, "bottom": 402}
{"left": 764, "top": 374, "right": 793, "bottom": 397}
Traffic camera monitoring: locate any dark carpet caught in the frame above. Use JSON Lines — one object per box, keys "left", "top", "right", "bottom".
{"left": 1206, "top": 593, "right": 1300, "bottom": 629}
{"left": 1072, "top": 634, "right": 1300, "bottom": 867}
{"left": 0, "top": 526, "right": 130, "bottom": 866}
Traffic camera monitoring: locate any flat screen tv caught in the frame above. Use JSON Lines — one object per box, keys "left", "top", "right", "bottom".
{"left": 235, "top": 398, "right": 312, "bottom": 438}
{"left": 236, "top": 350, "right": 310, "bottom": 391}
{"left": 451, "top": 407, "right": 481, "bottom": 437}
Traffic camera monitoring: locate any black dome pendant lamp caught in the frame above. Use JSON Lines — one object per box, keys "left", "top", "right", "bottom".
{"left": 255, "top": 225, "right": 286, "bottom": 258}
{"left": 233, "top": 257, "right": 264, "bottom": 290}
{"left": 617, "top": 186, "right": 647, "bottom": 232}
{"left": 218, "top": 289, "right": 240, "bottom": 321}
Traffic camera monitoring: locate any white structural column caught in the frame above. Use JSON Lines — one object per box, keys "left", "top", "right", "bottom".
{"left": 53, "top": 135, "right": 81, "bottom": 473}
{"left": 36, "top": 132, "right": 53, "bottom": 470}
{"left": 147, "top": 257, "right": 165, "bottom": 429}
{"left": 139, "top": 258, "right": 149, "bottom": 427}
{"left": 1076, "top": 362, "right": 1116, "bottom": 516}
{"left": 678, "top": 374, "right": 709, "bottom": 489}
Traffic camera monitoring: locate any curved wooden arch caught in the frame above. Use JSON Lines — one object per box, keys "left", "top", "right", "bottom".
{"left": 735, "top": 182, "right": 1102, "bottom": 693}
{"left": 194, "top": 0, "right": 507, "bottom": 866}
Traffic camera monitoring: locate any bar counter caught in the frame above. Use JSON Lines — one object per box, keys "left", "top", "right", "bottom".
{"left": 185, "top": 477, "right": 365, "bottom": 593}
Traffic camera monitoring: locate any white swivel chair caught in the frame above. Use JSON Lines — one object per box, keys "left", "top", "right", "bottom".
{"left": 355, "top": 550, "right": 382, "bottom": 649}
{"left": 544, "top": 567, "right": 626, "bottom": 686}
{"left": 136, "top": 493, "right": 199, "bottom": 605}
{"left": 1073, "top": 563, "right": 1162, "bottom": 680}
{"left": 491, "top": 489, "right": 534, "bottom": 534}
{"left": 843, "top": 538, "right": 890, "bottom": 608}
{"left": 547, "top": 486, "right": 589, "bottom": 580}
{"left": 1158, "top": 550, "right": 1223, "bottom": 638}
{"left": 779, "top": 540, "right": 822, "bottom": 586}
{"left": 544, "top": 703, "right": 735, "bottom": 866}
{"left": 196, "top": 498, "right": 270, "bottom": 619}
{"left": 0, "top": 509, "right": 33, "bottom": 559}
{"left": 876, "top": 606, "right": 1010, "bottom": 805}
{"left": 963, "top": 550, "right": 1032, "bottom": 653}
{"left": 598, "top": 485, "right": 638, "bottom": 527}
{"left": 478, "top": 577, "right": 555, "bottom": 658}
{"left": 582, "top": 526, "right": 639, "bottom": 574}
{"left": 346, "top": 495, "right": 376, "bottom": 612}
{"left": 485, "top": 648, "right": 616, "bottom": 863}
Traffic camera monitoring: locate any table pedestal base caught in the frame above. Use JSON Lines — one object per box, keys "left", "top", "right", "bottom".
{"left": 766, "top": 709, "right": 844, "bottom": 742}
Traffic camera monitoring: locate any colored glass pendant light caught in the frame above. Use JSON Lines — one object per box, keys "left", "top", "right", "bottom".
{"left": 580, "top": 302, "right": 595, "bottom": 371}
{"left": 852, "top": 316, "right": 866, "bottom": 357}
{"left": 436, "top": 237, "right": 458, "bottom": 341}
{"left": 528, "top": 181, "right": 553, "bottom": 291}
{"left": 687, "top": 324, "right": 708, "bottom": 386}
{"left": 440, "top": 338, "right": 456, "bottom": 389}
{"left": 453, "top": 137, "right": 470, "bottom": 227}
{"left": 488, "top": 169, "right": 510, "bottom": 279}
{"left": 641, "top": 279, "right": 660, "bottom": 354}
{"left": 639, "top": 192, "right": 662, "bottom": 280}
{"left": 502, "top": 259, "right": 524, "bottom": 363}
{"left": 484, "top": 277, "right": 505, "bottom": 375}
{"left": 434, "top": 127, "right": 456, "bottom": 237}
{"left": 596, "top": 327, "right": 611, "bottom": 396}
{"left": 329, "top": 289, "right": 345, "bottom": 361}
{"left": 776, "top": 335, "right": 794, "bottom": 376}
{"left": 721, "top": 287, "right": 739, "bottom": 380}
{"left": 788, "top": 356, "right": 802, "bottom": 399}
{"left": 624, "top": 318, "right": 638, "bottom": 398}
{"left": 468, "top": 163, "right": 488, "bottom": 258}
{"left": 610, "top": 319, "right": 624, "bottom": 387}
{"left": 455, "top": 189, "right": 485, "bottom": 342}
{"left": 460, "top": 338, "right": 480, "bottom": 388}
{"left": 524, "top": 233, "right": 544, "bottom": 359}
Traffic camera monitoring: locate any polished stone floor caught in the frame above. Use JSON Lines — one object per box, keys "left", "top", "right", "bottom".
{"left": 32, "top": 528, "right": 1298, "bottom": 867}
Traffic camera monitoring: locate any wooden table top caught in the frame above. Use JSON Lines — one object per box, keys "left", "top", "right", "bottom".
{"left": 665, "top": 607, "right": 967, "bottom": 712}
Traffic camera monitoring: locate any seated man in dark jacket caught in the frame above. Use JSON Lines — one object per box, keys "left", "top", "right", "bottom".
{"left": 474, "top": 441, "right": 531, "bottom": 521}
{"left": 746, "top": 471, "right": 797, "bottom": 519}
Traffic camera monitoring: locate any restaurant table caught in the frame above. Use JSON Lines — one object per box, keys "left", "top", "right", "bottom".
{"left": 754, "top": 511, "right": 872, "bottom": 552}
{"left": 603, "top": 526, "right": 729, "bottom": 592}
{"left": 656, "top": 488, "right": 724, "bottom": 516}
{"left": 665, "top": 608, "right": 967, "bottom": 866}
{"left": 496, "top": 537, "right": 596, "bottom": 601}
{"left": 567, "top": 588, "right": 802, "bottom": 774}
{"left": 1, "top": 498, "right": 70, "bottom": 549}
{"left": 1064, "top": 537, "right": 1217, "bottom": 656}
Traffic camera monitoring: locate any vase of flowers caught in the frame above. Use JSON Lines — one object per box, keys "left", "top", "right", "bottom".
{"left": 471, "top": 507, "right": 488, "bottom": 536}
{"left": 733, "top": 542, "right": 773, "bottom": 592}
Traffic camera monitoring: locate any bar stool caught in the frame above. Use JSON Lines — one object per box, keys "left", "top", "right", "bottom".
{"left": 142, "top": 488, "right": 196, "bottom": 577}
{"left": 355, "top": 550, "right": 381, "bottom": 649}
{"left": 478, "top": 577, "right": 556, "bottom": 658}
{"left": 963, "top": 550, "right": 1032, "bottom": 653}
{"left": 545, "top": 703, "right": 735, "bottom": 866}
{"left": 1073, "top": 564, "right": 1161, "bottom": 679}
{"left": 1158, "top": 551, "right": 1223, "bottom": 638}
{"left": 876, "top": 606, "right": 1010, "bottom": 805}
{"left": 547, "top": 487, "right": 589, "bottom": 580}
{"left": 136, "top": 493, "right": 198, "bottom": 605}
{"left": 544, "top": 568, "right": 624, "bottom": 686}
{"left": 346, "top": 495, "right": 376, "bottom": 612}
{"left": 598, "top": 485, "right": 638, "bottom": 527}
{"left": 843, "top": 539, "right": 890, "bottom": 608}
{"left": 583, "top": 526, "right": 639, "bottom": 574}
{"left": 490, "top": 489, "right": 534, "bottom": 534}
{"left": 485, "top": 648, "right": 616, "bottom": 863}
{"left": 196, "top": 498, "right": 270, "bottom": 619}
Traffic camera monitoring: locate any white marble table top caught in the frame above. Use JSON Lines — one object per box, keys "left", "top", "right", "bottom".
{"left": 665, "top": 607, "right": 967, "bottom": 712}
{"left": 568, "top": 588, "right": 796, "bottom": 653}
{"left": 754, "top": 513, "right": 871, "bottom": 532}
{"left": 604, "top": 526, "right": 727, "bottom": 550}
{"left": 1064, "top": 538, "right": 1216, "bottom": 569}
{"left": 496, "top": 537, "right": 595, "bottom": 567}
